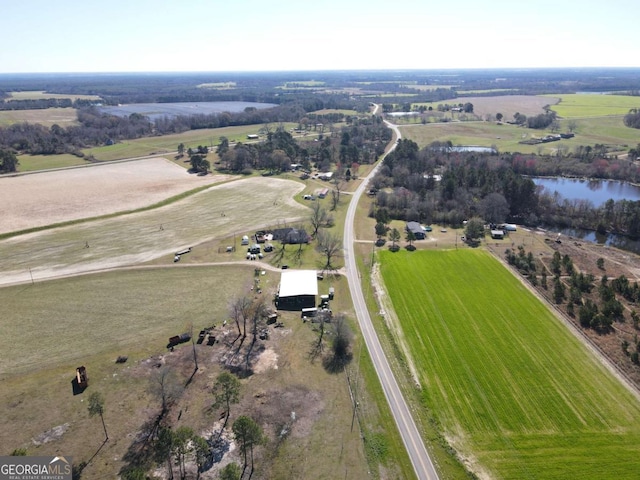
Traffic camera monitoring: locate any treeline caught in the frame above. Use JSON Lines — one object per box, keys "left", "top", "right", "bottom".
{"left": 0, "top": 103, "right": 308, "bottom": 155}
{"left": 0, "top": 108, "right": 154, "bottom": 155}
{"left": 371, "top": 140, "right": 538, "bottom": 226}
{"left": 371, "top": 140, "right": 640, "bottom": 239}
{"left": 218, "top": 116, "right": 390, "bottom": 174}
{"left": 0, "top": 98, "right": 96, "bottom": 111}
{"left": 624, "top": 109, "right": 640, "bottom": 129}
{"left": 509, "top": 150, "right": 640, "bottom": 183}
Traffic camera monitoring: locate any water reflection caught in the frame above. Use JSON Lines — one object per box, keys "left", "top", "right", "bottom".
{"left": 532, "top": 177, "right": 640, "bottom": 207}
{"left": 548, "top": 227, "right": 640, "bottom": 255}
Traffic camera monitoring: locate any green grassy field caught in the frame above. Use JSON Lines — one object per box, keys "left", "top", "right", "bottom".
{"left": 0, "top": 265, "right": 253, "bottom": 375}
{"left": 0, "top": 265, "right": 371, "bottom": 479}
{"left": 83, "top": 124, "right": 298, "bottom": 162}
{"left": 14, "top": 123, "right": 300, "bottom": 170}
{"left": 379, "top": 249, "right": 640, "bottom": 479}
{"left": 545, "top": 94, "right": 640, "bottom": 118}
{"left": 401, "top": 114, "right": 637, "bottom": 154}
{"left": 401, "top": 121, "right": 537, "bottom": 153}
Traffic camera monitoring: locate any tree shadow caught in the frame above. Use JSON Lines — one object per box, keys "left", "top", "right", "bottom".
{"left": 71, "top": 377, "right": 87, "bottom": 396}
{"left": 322, "top": 352, "right": 353, "bottom": 374}
{"left": 85, "top": 438, "right": 108, "bottom": 467}
{"left": 307, "top": 340, "right": 323, "bottom": 363}
{"left": 119, "top": 412, "right": 165, "bottom": 476}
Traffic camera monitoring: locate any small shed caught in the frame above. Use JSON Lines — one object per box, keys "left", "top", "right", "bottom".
{"left": 491, "top": 229, "right": 505, "bottom": 239}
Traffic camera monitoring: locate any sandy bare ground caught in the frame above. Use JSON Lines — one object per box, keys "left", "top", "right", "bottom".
{"left": 0, "top": 158, "right": 230, "bottom": 234}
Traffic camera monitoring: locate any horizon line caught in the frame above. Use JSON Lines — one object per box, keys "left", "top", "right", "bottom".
{"left": 2, "top": 66, "right": 640, "bottom": 76}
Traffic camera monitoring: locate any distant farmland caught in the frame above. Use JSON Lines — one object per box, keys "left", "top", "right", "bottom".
{"left": 379, "top": 249, "right": 640, "bottom": 479}
{"left": 545, "top": 93, "right": 640, "bottom": 118}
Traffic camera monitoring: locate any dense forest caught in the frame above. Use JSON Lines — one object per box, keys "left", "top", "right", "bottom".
{"left": 213, "top": 115, "right": 391, "bottom": 175}
{"left": 371, "top": 139, "right": 640, "bottom": 238}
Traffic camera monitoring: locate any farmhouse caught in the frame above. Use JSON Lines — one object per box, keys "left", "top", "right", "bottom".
{"left": 318, "top": 172, "right": 333, "bottom": 181}
{"left": 276, "top": 269, "right": 318, "bottom": 310}
{"left": 272, "top": 227, "right": 310, "bottom": 244}
{"left": 405, "top": 221, "right": 426, "bottom": 240}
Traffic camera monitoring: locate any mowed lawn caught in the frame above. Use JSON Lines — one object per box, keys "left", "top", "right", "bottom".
{"left": 379, "top": 249, "right": 640, "bottom": 479}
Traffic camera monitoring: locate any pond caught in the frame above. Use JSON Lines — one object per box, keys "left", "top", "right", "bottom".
{"left": 531, "top": 176, "right": 640, "bottom": 254}
{"left": 549, "top": 227, "right": 640, "bottom": 255}
{"left": 98, "top": 101, "right": 278, "bottom": 121}
{"left": 532, "top": 177, "right": 640, "bottom": 207}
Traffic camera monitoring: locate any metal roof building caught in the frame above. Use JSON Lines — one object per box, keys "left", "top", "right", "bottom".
{"left": 277, "top": 269, "right": 318, "bottom": 310}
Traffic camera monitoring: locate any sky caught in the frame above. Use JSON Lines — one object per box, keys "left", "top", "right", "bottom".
{"left": 2, "top": 0, "right": 639, "bottom": 73}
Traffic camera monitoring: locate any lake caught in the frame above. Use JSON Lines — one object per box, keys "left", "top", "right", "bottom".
{"left": 532, "top": 177, "right": 640, "bottom": 207}
{"left": 98, "top": 101, "right": 278, "bottom": 121}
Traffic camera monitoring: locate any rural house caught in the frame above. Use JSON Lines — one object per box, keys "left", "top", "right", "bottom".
{"left": 405, "top": 221, "right": 426, "bottom": 240}
{"left": 272, "top": 227, "right": 310, "bottom": 244}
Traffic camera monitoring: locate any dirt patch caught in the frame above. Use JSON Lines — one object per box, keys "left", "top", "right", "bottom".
{"left": 0, "top": 158, "right": 230, "bottom": 234}
{"left": 32, "top": 423, "right": 70, "bottom": 445}
{"left": 254, "top": 348, "right": 278, "bottom": 374}
{"left": 250, "top": 385, "right": 324, "bottom": 440}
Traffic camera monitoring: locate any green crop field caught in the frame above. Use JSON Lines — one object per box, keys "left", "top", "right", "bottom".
{"left": 545, "top": 94, "right": 640, "bottom": 118}
{"left": 379, "top": 249, "right": 640, "bottom": 479}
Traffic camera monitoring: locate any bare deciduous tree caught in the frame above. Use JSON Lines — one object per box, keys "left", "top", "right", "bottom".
{"left": 150, "top": 367, "right": 183, "bottom": 415}
{"left": 309, "top": 201, "right": 328, "bottom": 237}
{"left": 229, "top": 295, "right": 253, "bottom": 342}
{"left": 316, "top": 230, "right": 343, "bottom": 272}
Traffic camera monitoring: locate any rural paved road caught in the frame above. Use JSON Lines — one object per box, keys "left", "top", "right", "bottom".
{"left": 343, "top": 107, "right": 440, "bottom": 480}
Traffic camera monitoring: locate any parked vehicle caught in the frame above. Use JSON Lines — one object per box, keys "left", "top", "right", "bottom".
{"left": 76, "top": 366, "right": 88, "bottom": 388}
